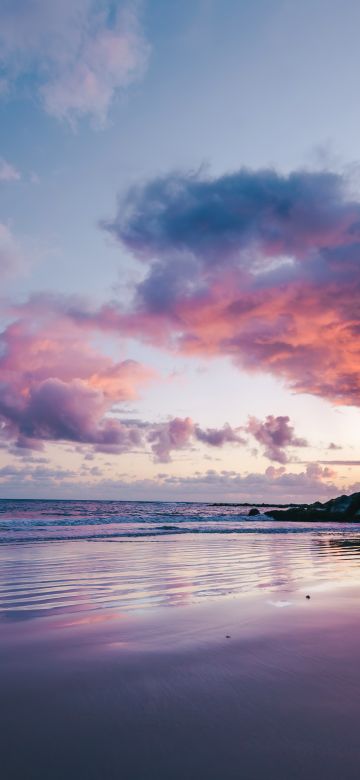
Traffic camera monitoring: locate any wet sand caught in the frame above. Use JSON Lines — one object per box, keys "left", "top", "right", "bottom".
{"left": 2, "top": 534, "right": 360, "bottom": 779}
{"left": 2, "top": 586, "right": 360, "bottom": 778}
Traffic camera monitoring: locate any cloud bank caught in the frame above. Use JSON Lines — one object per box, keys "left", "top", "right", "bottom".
{"left": 0, "top": 462, "right": 340, "bottom": 504}
{"left": 0, "top": 304, "right": 308, "bottom": 462}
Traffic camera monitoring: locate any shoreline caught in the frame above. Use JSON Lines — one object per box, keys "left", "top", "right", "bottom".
{"left": 1, "top": 514, "right": 360, "bottom": 549}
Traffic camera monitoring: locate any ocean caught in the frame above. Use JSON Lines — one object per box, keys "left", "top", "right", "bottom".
{"left": 1, "top": 497, "right": 359, "bottom": 542}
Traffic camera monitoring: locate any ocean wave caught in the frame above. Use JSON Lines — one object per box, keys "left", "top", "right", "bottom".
{"left": 0, "top": 523, "right": 357, "bottom": 545}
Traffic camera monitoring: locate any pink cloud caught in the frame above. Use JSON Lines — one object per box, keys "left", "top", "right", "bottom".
{"left": 0, "top": 303, "right": 262, "bottom": 459}
{"left": 305, "top": 462, "right": 336, "bottom": 480}
{"left": 0, "top": 308, "right": 154, "bottom": 451}
{"left": 97, "top": 167, "right": 360, "bottom": 408}
{"left": 148, "top": 417, "right": 194, "bottom": 462}
{"left": 0, "top": 295, "right": 316, "bottom": 463}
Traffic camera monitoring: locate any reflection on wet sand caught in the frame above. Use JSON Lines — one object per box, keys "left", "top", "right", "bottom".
{"left": 1, "top": 526, "right": 360, "bottom": 621}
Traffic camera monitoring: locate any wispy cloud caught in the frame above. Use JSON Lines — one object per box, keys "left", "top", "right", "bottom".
{"left": 0, "top": 158, "right": 20, "bottom": 181}
{"left": 0, "top": 222, "right": 23, "bottom": 278}
{"left": 0, "top": 1, "right": 149, "bottom": 125}
{"left": 319, "top": 460, "right": 360, "bottom": 466}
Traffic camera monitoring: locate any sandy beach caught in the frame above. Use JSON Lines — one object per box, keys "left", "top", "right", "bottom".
{"left": 2, "top": 531, "right": 360, "bottom": 779}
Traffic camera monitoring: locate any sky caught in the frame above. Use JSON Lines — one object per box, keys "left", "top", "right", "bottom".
{"left": 1, "top": 0, "right": 360, "bottom": 502}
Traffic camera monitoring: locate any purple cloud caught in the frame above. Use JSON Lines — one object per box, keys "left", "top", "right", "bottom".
{"left": 147, "top": 419, "right": 246, "bottom": 462}
{"left": 195, "top": 423, "right": 245, "bottom": 447}
{"left": 246, "top": 415, "right": 308, "bottom": 463}
{"left": 106, "top": 168, "right": 355, "bottom": 264}
{"left": 148, "top": 417, "right": 194, "bottom": 462}
{"left": 0, "top": 307, "right": 154, "bottom": 452}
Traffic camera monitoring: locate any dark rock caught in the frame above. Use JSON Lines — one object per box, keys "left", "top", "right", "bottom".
{"left": 265, "top": 492, "right": 360, "bottom": 523}
{"left": 323, "top": 492, "right": 360, "bottom": 517}
{"left": 248, "top": 508, "right": 260, "bottom": 516}
{"left": 306, "top": 595, "right": 311, "bottom": 599}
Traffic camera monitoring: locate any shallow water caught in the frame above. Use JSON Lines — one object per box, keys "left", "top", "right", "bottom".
{"left": 1, "top": 498, "right": 360, "bottom": 619}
